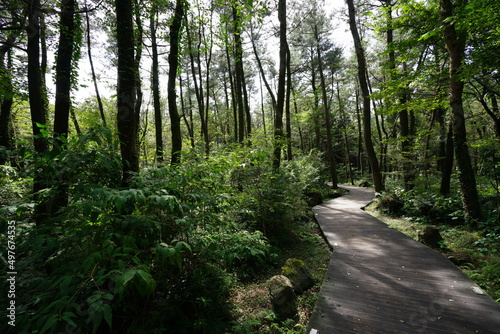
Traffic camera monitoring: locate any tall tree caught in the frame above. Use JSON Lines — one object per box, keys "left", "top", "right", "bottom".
{"left": 53, "top": 0, "right": 77, "bottom": 140}
{"left": 115, "top": 0, "right": 139, "bottom": 184}
{"left": 272, "top": 0, "right": 287, "bottom": 169}
{"left": 84, "top": 0, "right": 106, "bottom": 125}
{"left": 440, "top": 0, "right": 482, "bottom": 224}
{"left": 150, "top": 2, "right": 163, "bottom": 162}
{"left": 168, "top": 0, "right": 186, "bottom": 165}
{"left": 346, "top": 0, "right": 384, "bottom": 192}
{"left": 314, "top": 22, "right": 338, "bottom": 188}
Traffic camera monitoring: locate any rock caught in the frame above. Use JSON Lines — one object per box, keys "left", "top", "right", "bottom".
{"left": 418, "top": 225, "right": 444, "bottom": 249}
{"left": 281, "top": 258, "right": 315, "bottom": 294}
{"left": 267, "top": 275, "right": 297, "bottom": 320}
{"left": 447, "top": 251, "right": 474, "bottom": 267}
{"left": 305, "top": 191, "right": 323, "bottom": 207}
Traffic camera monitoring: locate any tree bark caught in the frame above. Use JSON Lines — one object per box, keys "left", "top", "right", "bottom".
{"left": 54, "top": 0, "right": 76, "bottom": 140}
{"left": 115, "top": 0, "right": 139, "bottom": 184}
{"left": 84, "top": 3, "right": 106, "bottom": 126}
{"left": 440, "top": 0, "right": 482, "bottom": 224}
{"left": 315, "top": 25, "right": 338, "bottom": 188}
{"left": 168, "top": 0, "right": 185, "bottom": 166}
{"left": 232, "top": 4, "right": 247, "bottom": 143}
{"left": 0, "top": 35, "right": 16, "bottom": 165}
{"left": 150, "top": 5, "right": 163, "bottom": 162}
{"left": 273, "top": 0, "right": 287, "bottom": 169}
{"left": 346, "top": 0, "right": 384, "bottom": 192}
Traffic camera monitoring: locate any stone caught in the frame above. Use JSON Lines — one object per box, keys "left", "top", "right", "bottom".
{"left": 417, "top": 225, "right": 444, "bottom": 249}
{"left": 281, "top": 258, "right": 315, "bottom": 294}
{"left": 267, "top": 275, "right": 297, "bottom": 320}
{"left": 305, "top": 191, "right": 323, "bottom": 207}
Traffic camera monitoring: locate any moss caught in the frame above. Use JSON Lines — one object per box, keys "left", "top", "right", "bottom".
{"left": 282, "top": 258, "right": 305, "bottom": 277}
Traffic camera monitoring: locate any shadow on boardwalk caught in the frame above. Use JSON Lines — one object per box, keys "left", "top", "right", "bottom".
{"left": 307, "top": 185, "right": 500, "bottom": 334}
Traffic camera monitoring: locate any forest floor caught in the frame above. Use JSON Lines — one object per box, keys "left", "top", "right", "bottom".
{"left": 227, "top": 209, "right": 333, "bottom": 333}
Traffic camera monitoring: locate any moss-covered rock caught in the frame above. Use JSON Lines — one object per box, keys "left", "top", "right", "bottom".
{"left": 267, "top": 275, "right": 297, "bottom": 320}
{"left": 281, "top": 258, "right": 315, "bottom": 294}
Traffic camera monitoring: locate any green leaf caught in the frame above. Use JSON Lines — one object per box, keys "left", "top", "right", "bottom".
{"left": 102, "top": 303, "right": 113, "bottom": 329}
{"left": 39, "top": 314, "right": 59, "bottom": 334}
{"left": 122, "top": 269, "right": 137, "bottom": 286}
{"left": 61, "top": 311, "right": 78, "bottom": 328}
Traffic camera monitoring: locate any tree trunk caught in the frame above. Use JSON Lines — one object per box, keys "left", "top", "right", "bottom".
{"left": 168, "top": 0, "right": 185, "bottom": 166}
{"left": 54, "top": 0, "right": 76, "bottom": 140}
{"left": 440, "top": 0, "right": 482, "bottom": 224}
{"left": 115, "top": 0, "right": 139, "bottom": 184}
{"left": 285, "top": 45, "right": 293, "bottom": 161}
{"left": 85, "top": 5, "right": 106, "bottom": 126}
{"left": 346, "top": 0, "right": 384, "bottom": 192}
{"left": 26, "top": 0, "right": 49, "bottom": 224}
{"left": 0, "top": 36, "right": 15, "bottom": 165}
{"left": 232, "top": 5, "right": 246, "bottom": 143}
{"left": 315, "top": 25, "right": 338, "bottom": 188}
{"left": 273, "top": 0, "right": 287, "bottom": 169}
{"left": 440, "top": 121, "right": 454, "bottom": 196}
{"left": 150, "top": 5, "right": 163, "bottom": 163}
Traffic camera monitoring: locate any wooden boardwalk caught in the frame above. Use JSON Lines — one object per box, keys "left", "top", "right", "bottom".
{"left": 307, "top": 185, "right": 500, "bottom": 334}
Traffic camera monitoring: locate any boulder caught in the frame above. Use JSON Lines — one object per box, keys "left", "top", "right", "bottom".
{"left": 418, "top": 225, "right": 444, "bottom": 249}
{"left": 281, "top": 258, "right": 315, "bottom": 294}
{"left": 305, "top": 191, "right": 323, "bottom": 207}
{"left": 267, "top": 275, "right": 297, "bottom": 320}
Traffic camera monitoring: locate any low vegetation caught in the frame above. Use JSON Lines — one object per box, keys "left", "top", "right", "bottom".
{"left": 0, "top": 133, "right": 332, "bottom": 334}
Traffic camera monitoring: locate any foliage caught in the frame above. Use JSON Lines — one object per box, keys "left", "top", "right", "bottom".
{"left": 0, "top": 128, "right": 332, "bottom": 333}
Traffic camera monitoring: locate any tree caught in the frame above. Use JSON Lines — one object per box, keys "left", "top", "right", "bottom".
{"left": 440, "top": 0, "right": 482, "bottom": 224}
{"left": 272, "top": 0, "right": 287, "bottom": 169}
{"left": 168, "top": 0, "right": 186, "bottom": 166}
{"left": 115, "top": 0, "right": 139, "bottom": 184}
{"left": 346, "top": 0, "right": 384, "bottom": 192}
{"left": 150, "top": 2, "right": 163, "bottom": 162}
{"left": 53, "top": 0, "right": 78, "bottom": 140}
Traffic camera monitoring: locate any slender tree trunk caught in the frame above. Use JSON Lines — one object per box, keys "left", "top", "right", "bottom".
{"left": 251, "top": 31, "right": 277, "bottom": 112}
{"left": 179, "top": 74, "right": 195, "bottom": 147}
{"left": 0, "top": 36, "right": 15, "bottom": 165}
{"left": 232, "top": 5, "right": 247, "bottom": 143}
{"left": 115, "top": 0, "right": 139, "bottom": 184}
{"left": 150, "top": 5, "right": 163, "bottom": 162}
{"left": 223, "top": 24, "right": 238, "bottom": 143}
{"left": 168, "top": 0, "right": 185, "bottom": 166}
{"left": 441, "top": 0, "right": 482, "bottom": 224}
{"left": 54, "top": 0, "right": 76, "bottom": 140}
{"left": 347, "top": 0, "right": 384, "bottom": 192}
{"left": 85, "top": 2, "right": 106, "bottom": 126}
{"left": 285, "top": 45, "right": 292, "bottom": 161}
{"left": 202, "top": 17, "right": 213, "bottom": 155}
{"left": 273, "top": 0, "right": 287, "bottom": 169}
{"left": 52, "top": 0, "right": 77, "bottom": 214}
{"left": 338, "top": 82, "right": 354, "bottom": 185}
{"left": 440, "top": 121, "right": 454, "bottom": 196}
{"left": 134, "top": 0, "right": 143, "bottom": 149}
{"left": 26, "top": 0, "right": 49, "bottom": 224}
{"left": 315, "top": 26, "right": 338, "bottom": 188}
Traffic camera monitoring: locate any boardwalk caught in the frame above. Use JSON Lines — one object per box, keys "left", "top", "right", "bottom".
{"left": 307, "top": 185, "right": 500, "bottom": 334}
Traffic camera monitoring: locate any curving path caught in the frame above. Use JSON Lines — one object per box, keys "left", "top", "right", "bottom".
{"left": 307, "top": 185, "right": 500, "bottom": 334}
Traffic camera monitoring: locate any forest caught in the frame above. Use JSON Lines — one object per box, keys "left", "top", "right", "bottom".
{"left": 0, "top": 0, "right": 499, "bottom": 333}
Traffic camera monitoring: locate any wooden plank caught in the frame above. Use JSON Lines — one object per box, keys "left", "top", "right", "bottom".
{"left": 307, "top": 185, "right": 500, "bottom": 334}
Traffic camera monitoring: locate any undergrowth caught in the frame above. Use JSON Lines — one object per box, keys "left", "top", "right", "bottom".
{"left": 0, "top": 129, "right": 332, "bottom": 333}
